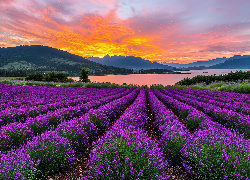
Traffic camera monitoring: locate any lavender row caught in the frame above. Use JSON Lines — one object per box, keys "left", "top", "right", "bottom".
{"left": 147, "top": 89, "right": 190, "bottom": 167}
{"left": 0, "top": 84, "right": 111, "bottom": 110}
{"left": 166, "top": 88, "right": 250, "bottom": 115}
{"left": 0, "top": 85, "right": 117, "bottom": 112}
{"left": 151, "top": 89, "right": 250, "bottom": 179}
{"left": 0, "top": 87, "right": 125, "bottom": 126}
{"left": 173, "top": 88, "right": 250, "bottom": 114}
{"left": 0, "top": 88, "right": 139, "bottom": 179}
{"left": 54, "top": 87, "right": 139, "bottom": 154}
{"left": 153, "top": 89, "right": 226, "bottom": 133}
{"left": 161, "top": 89, "right": 250, "bottom": 139}
{"left": 176, "top": 87, "right": 250, "bottom": 102}
{"left": 0, "top": 88, "right": 132, "bottom": 152}
{"left": 82, "top": 89, "right": 169, "bottom": 180}
{"left": 181, "top": 126, "right": 250, "bottom": 179}
{"left": 0, "top": 84, "right": 90, "bottom": 106}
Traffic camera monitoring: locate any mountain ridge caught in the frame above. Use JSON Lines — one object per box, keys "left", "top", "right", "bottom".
{"left": 87, "top": 55, "right": 173, "bottom": 70}
{"left": 0, "top": 45, "right": 134, "bottom": 76}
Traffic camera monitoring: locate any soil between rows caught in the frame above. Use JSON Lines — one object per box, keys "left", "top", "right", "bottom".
{"left": 145, "top": 91, "right": 191, "bottom": 180}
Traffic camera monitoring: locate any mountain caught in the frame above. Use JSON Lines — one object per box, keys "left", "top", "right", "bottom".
{"left": 0, "top": 45, "right": 133, "bottom": 76}
{"left": 159, "top": 57, "right": 229, "bottom": 68}
{"left": 87, "top": 55, "right": 173, "bottom": 70}
{"left": 207, "top": 55, "right": 250, "bottom": 69}
{"left": 159, "top": 55, "right": 250, "bottom": 70}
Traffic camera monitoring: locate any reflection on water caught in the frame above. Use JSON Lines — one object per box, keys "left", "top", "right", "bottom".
{"left": 70, "top": 69, "right": 250, "bottom": 86}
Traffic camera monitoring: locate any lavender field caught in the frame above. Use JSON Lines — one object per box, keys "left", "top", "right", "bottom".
{"left": 0, "top": 84, "right": 250, "bottom": 180}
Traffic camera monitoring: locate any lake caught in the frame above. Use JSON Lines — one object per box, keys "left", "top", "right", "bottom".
{"left": 70, "top": 69, "right": 250, "bottom": 86}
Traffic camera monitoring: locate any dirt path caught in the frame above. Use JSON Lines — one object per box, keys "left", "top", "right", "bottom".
{"left": 145, "top": 91, "right": 192, "bottom": 180}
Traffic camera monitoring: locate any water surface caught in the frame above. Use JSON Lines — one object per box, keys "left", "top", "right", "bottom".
{"left": 71, "top": 69, "right": 250, "bottom": 86}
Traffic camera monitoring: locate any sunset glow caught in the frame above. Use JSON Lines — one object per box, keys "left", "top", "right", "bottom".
{"left": 1, "top": 0, "right": 250, "bottom": 63}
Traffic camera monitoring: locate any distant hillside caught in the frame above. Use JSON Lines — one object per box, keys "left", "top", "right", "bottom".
{"left": 160, "top": 57, "right": 229, "bottom": 68}
{"left": 0, "top": 45, "right": 133, "bottom": 76}
{"left": 87, "top": 55, "right": 173, "bottom": 70}
{"left": 161, "top": 55, "right": 250, "bottom": 70}
{"left": 207, "top": 55, "right": 250, "bottom": 69}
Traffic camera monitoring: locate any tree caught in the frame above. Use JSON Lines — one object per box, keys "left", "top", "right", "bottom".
{"left": 25, "top": 73, "right": 45, "bottom": 81}
{"left": 79, "top": 68, "right": 90, "bottom": 82}
{"left": 45, "top": 72, "right": 68, "bottom": 82}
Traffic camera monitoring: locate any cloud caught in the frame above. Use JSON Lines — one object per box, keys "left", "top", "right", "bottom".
{"left": 1, "top": 0, "right": 250, "bottom": 63}
{"left": 130, "top": 7, "right": 135, "bottom": 13}
{"left": 0, "top": 0, "right": 15, "bottom": 5}
{"left": 205, "top": 41, "right": 250, "bottom": 53}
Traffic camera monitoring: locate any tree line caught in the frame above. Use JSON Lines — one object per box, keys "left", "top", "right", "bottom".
{"left": 25, "top": 68, "right": 90, "bottom": 83}
{"left": 0, "top": 69, "right": 34, "bottom": 77}
{"left": 176, "top": 70, "right": 250, "bottom": 85}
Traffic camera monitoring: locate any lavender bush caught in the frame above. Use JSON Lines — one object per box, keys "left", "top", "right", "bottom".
{"left": 56, "top": 116, "right": 98, "bottom": 152}
{"left": 153, "top": 89, "right": 208, "bottom": 132}
{"left": 164, "top": 89, "right": 250, "bottom": 139}
{"left": 85, "top": 88, "right": 139, "bottom": 136}
{"left": 0, "top": 148, "right": 39, "bottom": 180}
{"left": 23, "top": 130, "right": 75, "bottom": 178}
{"left": 181, "top": 127, "right": 250, "bottom": 179}
{"left": 0, "top": 122, "right": 33, "bottom": 152}
{"left": 83, "top": 127, "right": 169, "bottom": 180}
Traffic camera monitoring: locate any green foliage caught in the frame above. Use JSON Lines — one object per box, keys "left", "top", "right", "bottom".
{"left": 8, "top": 131, "right": 26, "bottom": 148}
{"left": 180, "top": 109, "right": 189, "bottom": 119}
{"left": 186, "top": 117, "right": 202, "bottom": 132}
{"left": 60, "top": 131, "right": 85, "bottom": 152}
{"left": 218, "top": 85, "right": 233, "bottom": 92}
{"left": 25, "top": 72, "right": 74, "bottom": 83}
{"left": 162, "top": 136, "right": 185, "bottom": 166}
{"left": 214, "top": 113, "right": 250, "bottom": 139}
{"left": 66, "top": 77, "right": 75, "bottom": 82}
{"left": 29, "top": 141, "right": 71, "bottom": 178}
{"left": 25, "top": 73, "right": 45, "bottom": 81}
{"left": 210, "top": 82, "right": 224, "bottom": 88}
{"left": 186, "top": 141, "right": 250, "bottom": 179}
{"left": 14, "top": 77, "right": 24, "bottom": 80}
{"left": 176, "top": 70, "right": 250, "bottom": 86}
{"left": 29, "top": 122, "right": 49, "bottom": 135}
{"left": 48, "top": 115, "right": 60, "bottom": 128}
{"left": 0, "top": 69, "right": 30, "bottom": 77}
{"left": 0, "top": 113, "right": 27, "bottom": 125}
{"left": 150, "top": 84, "right": 165, "bottom": 90}
{"left": 0, "top": 131, "right": 28, "bottom": 152}
{"left": 44, "top": 72, "right": 68, "bottom": 82}
{"left": 58, "top": 124, "right": 91, "bottom": 152}
{"left": 42, "top": 82, "right": 56, "bottom": 87}
{"left": 93, "top": 137, "right": 158, "bottom": 180}
{"left": 231, "top": 83, "right": 250, "bottom": 94}
{"left": 89, "top": 114, "right": 104, "bottom": 135}
{"left": 85, "top": 82, "right": 149, "bottom": 89}
{"left": 60, "top": 83, "right": 84, "bottom": 88}
{"left": 0, "top": 160, "right": 37, "bottom": 180}
{"left": 1, "top": 115, "right": 12, "bottom": 125}
{"left": 0, "top": 80, "right": 14, "bottom": 85}
{"left": 79, "top": 68, "right": 90, "bottom": 82}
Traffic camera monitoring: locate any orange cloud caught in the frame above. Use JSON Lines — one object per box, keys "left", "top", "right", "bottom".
{"left": 0, "top": 3, "right": 171, "bottom": 61}
{"left": 1, "top": 0, "right": 250, "bottom": 64}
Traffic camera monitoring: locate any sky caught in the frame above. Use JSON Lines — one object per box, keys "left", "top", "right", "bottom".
{"left": 1, "top": 0, "right": 250, "bottom": 64}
